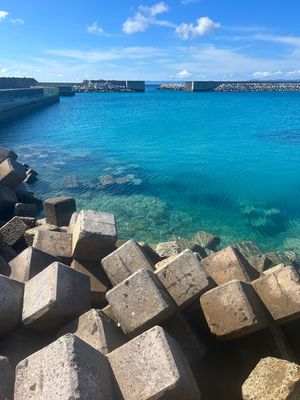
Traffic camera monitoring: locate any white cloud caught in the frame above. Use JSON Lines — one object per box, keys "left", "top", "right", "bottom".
{"left": 0, "top": 68, "right": 8, "bottom": 74}
{"left": 175, "top": 16, "right": 221, "bottom": 40}
{"left": 181, "top": 0, "right": 201, "bottom": 4}
{"left": 0, "top": 10, "right": 9, "bottom": 22}
{"left": 254, "top": 34, "right": 300, "bottom": 47}
{"left": 177, "top": 69, "right": 191, "bottom": 78}
{"left": 252, "top": 70, "right": 283, "bottom": 78}
{"left": 87, "top": 22, "right": 104, "bottom": 35}
{"left": 10, "top": 18, "right": 24, "bottom": 24}
{"left": 122, "top": 2, "right": 173, "bottom": 34}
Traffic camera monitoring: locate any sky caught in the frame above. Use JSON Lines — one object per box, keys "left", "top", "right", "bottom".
{"left": 1, "top": 0, "right": 300, "bottom": 82}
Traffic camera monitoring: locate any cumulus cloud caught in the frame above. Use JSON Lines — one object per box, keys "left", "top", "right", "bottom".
{"left": 177, "top": 69, "right": 191, "bottom": 78}
{"left": 175, "top": 16, "right": 221, "bottom": 40}
{"left": 0, "top": 10, "right": 9, "bottom": 22}
{"left": 122, "top": 2, "right": 173, "bottom": 34}
{"left": 87, "top": 22, "right": 104, "bottom": 35}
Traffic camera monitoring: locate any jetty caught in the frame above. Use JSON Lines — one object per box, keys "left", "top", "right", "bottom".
{"left": 186, "top": 80, "right": 300, "bottom": 92}
{"left": 75, "top": 79, "right": 145, "bottom": 93}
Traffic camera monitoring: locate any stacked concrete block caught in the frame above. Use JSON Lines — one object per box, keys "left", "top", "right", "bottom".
{"left": 0, "top": 356, "right": 14, "bottom": 400}
{"left": 14, "top": 334, "right": 115, "bottom": 400}
{"left": 32, "top": 230, "right": 72, "bottom": 258}
{"left": 200, "top": 280, "right": 268, "bottom": 340}
{"left": 24, "top": 223, "right": 60, "bottom": 246}
{"left": 102, "top": 239, "right": 154, "bottom": 286}
{"left": 9, "top": 246, "right": 58, "bottom": 282}
{"left": 193, "top": 230, "right": 221, "bottom": 250}
{"left": 156, "top": 241, "right": 181, "bottom": 258}
{"left": 22, "top": 262, "right": 90, "bottom": 331}
{"left": 200, "top": 246, "right": 258, "bottom": 285}
{"left": 155, "top": 249, "right": 215, "bottom": 307}
{"left": 67, "top": 211, "right": 78, "bottom": 233}
{"left": 106, "top": 268, "right": 176, "bottom": 335}
{"left": 13, "top": 202, "right": 37, "bottom": 217}
{"left": 251, "top": 251, "right": 292, "bottom": 274}
{"left": 108, "top": 325, "right": 201, "bottom": 400}
{"left": 252, "top": 266, "right": 300, "bottom": 324}
{"left": 44, "top": 196, "right": 76, "bottom": 227}
{"left": 0, "top": 146, "right": 17, "bottom": 162}
{"left": 0, "top": 183, "right": 17, "bottom": 216}
{"left": 0, "top": 275, "right": 24, "bottom": 335}
{"left": 0, "top": 216, "right": 35, "bottom": 246}
{"left": 72, "top": 210, "right": 117, "bottom": 261}
{"left": 58, "top": 309, "right": 126, "bottom": 354}
{"left": 0, "top": 242, "right": 17, "bottom": 262}
{"left": 0, "top": 254, "right": 10, "bottom": 276}
{"left": 242, "top": 357, "right": 300, "bottom": 400}
{"left": 0, "top": 159, "right": 26, "bottom": 188}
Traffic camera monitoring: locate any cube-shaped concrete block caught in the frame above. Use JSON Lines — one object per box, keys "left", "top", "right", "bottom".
{"left": 9, "top": 246, "right": 59, "bottom": 282}
{"left": 0, "top": 254, "right": 10, "bottom": 276}
{"left": 14, "top": 203, "right": 37, "bottom": 218}
{"left": 32, "top": 230, "right": 72, "bottom": 258}
{"left": 0, "top": 216, "right": 35, "bottom": 246}
{"left": 242, "top": 357, "right": 300, "bottom": 400}
{"left": 58, "top": 309, "right": 126, "bottom": 354}
{"left": 22, "top": 262, "right": 91, "bottom": 331}
{"left": 0, "top": 146, "right": 17, "bottom": 162}
{"left": 24, "top": 223, "right": 60, "bottom": 247}
{"left": 72, "top": 210, "right": 117, "bottom": 261}
{"left": 67, "top": 211, "right": 79, "bottom": 233}
{"left": 108, "top": 325, "right": 201, "bottom": 400}
{"left": 193, "top": 230, "right": 220, "bottom": 250}
{"left": 44, "top": 196, "right": 76, "bottom": 227}
{"left": 0, "top": 183, "right": 17, "bottom": 216}
{"left": 102, "top": 239, "right": 154, "bottom": 286}
{"left": 200, "top": 246, "right": 257, "bottom": 285}
{"left": 252, "top": 266, "right": 300, "bottom": 324}
{"left": 14, "top": 334, "right": 115, "bottom": 400}
{"left": 0, "top": 356, "right": 14, "bottom": 400}
{"left": 0, "top": 158, "right": 26, "bottom": 188}
{"left": 0, "top": 274, "right": 24, "bottom": 335}
{"left": 200, "top": 280, "right": 267, "bottom": 340}
{"left": 106, "top": 268, "right": 176, "bottom": 335}
{"left": 155, "top": 249, "right": 215, "bottom": 307}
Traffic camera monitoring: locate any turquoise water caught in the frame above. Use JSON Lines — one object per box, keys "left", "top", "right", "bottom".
{"left": 1, "top": 87, "right": 300, "bottom": 251}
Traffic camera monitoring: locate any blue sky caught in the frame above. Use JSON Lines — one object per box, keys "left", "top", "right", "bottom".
{"left": 1, "top": 0, "right": 300, "bottom": 81}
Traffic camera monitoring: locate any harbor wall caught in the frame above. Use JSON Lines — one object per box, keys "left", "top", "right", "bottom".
{"left": 126, "top": 81, "right": 145, "bottom": 92}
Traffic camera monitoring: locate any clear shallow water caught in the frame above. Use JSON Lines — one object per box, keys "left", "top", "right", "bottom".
{"left": 1, "top": 88, "right": 300, "bottom": 252}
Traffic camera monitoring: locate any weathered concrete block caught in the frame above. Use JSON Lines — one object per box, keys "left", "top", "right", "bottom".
{"left": 242, "top": 357, "right": 300, "bottom": 400}
{"left": 0, "top": 242, "right": 17, "bottom": 262}
{"left": 22, "top": 262, "right": 90, "bottom": 331}
{"left": 14, "top": 334, "right": 115, "bottom": 400}
{"left": 71, "top": 259, "right": 111, "bottom": 307}
{"left": 32, "top": 230, "right": 72, "bottom": 258}
{"left": 0, "top": 146, "right": 17, "bottom": 162}
{"left": 156, "top": 241, "right": 181, "bottom": 258}
{"left": 193, "top": 230, "right": 220, "bottom": 250}
{"left": 9, "top": 246, "right": 58, "bottom": 282}
{"left": 0, "top": 216, "right": 35, "bottom": 246}
{"left": 155, "top": 249, "right": 215, "bottom": 307}
{"left": 252, "top": 266, "right": 300, "bottom": 324}
{"left": 0, "top": 356, "right": 14, "bottom": 400}
{"left": 251, "top": 251, "right": 292, "bottom": 274}
{"left": 108, "top": 325, "right": 201, "bottom": 400}
{"left": 0, "top": 275, "right": 24, "bottom": 335}
{"left": 58, "top": 309, "right": 126, "bottom": 354}
{"left": 0, "top": 183, "right": 17, "bottom": 216}
{"left": 72, "top": 210, "right": 117, "bottom": 261}
{"left": 263, "top": 263, "right": 285, "bottom": 275}
{"left": 14, "top": 202, "right": 37, "bottom": 217}
{"left": 102, "top": 239, "right": 154, "bottom": 286}
{"left": 200, "top": 246, "right": 258, "bottom": 285}
{"left": 138, "top": 242, "right": 162, "bottom": 264}
{"left": 0, "top": 254, "right": 10, "bottom": 276}
{"left": 44, "top": 196, "right": 76, "bottom": 227}
{"left": 106, "top": 268, "right": 176, "bottom": 335}
{"left": 67, "top": 211, "right": 78, "bottom": 233}
{"left": 24, "top": 223, "right": 60, "bottom": 246}
{"left": 200, "top": 280, "right": 268, "bottom": 340}
{"left": 0, "top": 158, "right": 26, "bottom": 188}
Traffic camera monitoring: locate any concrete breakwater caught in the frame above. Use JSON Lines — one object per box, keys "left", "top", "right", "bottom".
{"left": 186, "top": 80, "right": 300, "bottom": 92}
{"left": 75, "top": 79, "right": 145, "bottom": 93}
{"left": 1, "top": 145, "right": 300, "bottom": 399}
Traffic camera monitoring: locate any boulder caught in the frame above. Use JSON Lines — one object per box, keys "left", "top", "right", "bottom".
{"left": 0, "top": 216, "right": 35, "bottom": 246}
{"left": 0, "top": 275, "right": 24, "bottom": 335}
{"left": 106, "top": 268, "right": 176, "bottom": 335}
{"left": 14, "top": 334, "right": 115, "bottom": 400}
{"left": 200, "top": 280, "right": 268, "bottom": 340}
{"left": 72, "top": 210, "right": 117, "bottom": 261}
{"left": 32, "top": 230, "right": 72, "bottom": 258}
{"left": 0, "top": 158, "right": 26, "bottom": 188}
{"left": 44, "top": 196, "right": 76, "bottom": 227}
{"left": 0, "top": 356, "right": 14, "bottom": 400}
{"left": 108, "top": 325, "right": 201, "bottom": 400}
{"left": 14, "top": 202, "right": 37, "bottom": 217}
{"left": 242, "top": 357, "right": 300, "bottom": 400}
{"left": 156, "top": 241, "right": 181, "bottom": 258}
{"left": 22, "top": 262, "right": 90, "bottom": 331}
{"left": 102, "top": 239, "right": 154, "bottom": 286}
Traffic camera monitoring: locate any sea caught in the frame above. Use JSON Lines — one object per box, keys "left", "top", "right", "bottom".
{"left": 1, "top": 84, "right": 300, "bottom": 252}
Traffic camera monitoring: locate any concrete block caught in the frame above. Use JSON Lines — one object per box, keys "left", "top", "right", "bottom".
{"left": 71, "top": 259, "right": 111, "bottom": 307}
{"left": 101, "top": 304, "right": 117, "bottom": 323}
{"left": 106, "top": 268, "right": 176, "bottom": 335}
{"left": 102, "top": 239, "right": 154, "bottom": 286}
{"left": 0, "top": 242, "right": 17, "bottom": 262}
{"left": 0, "top": 274, "right": 24, "bottom": 335}
{"left": 155, "top": 249, "right": 215, "bottom": 307}
{"left": 0, "top": 255, "right": 10, "bottom": 276}
{"left": 108, "top": 325, "right": 201, "bottom": 400}
{"left": 0, "top": 216, "right": 35, "bottom": 246}
{"left": 0, "top": 146, "right": 17, "bottom": 162}
{"left": 0, "top": 158, "right": 26, "bottom": 188}
{"left": 156, "top": 241, "right": 181, "bottom": 258}
{"left": 193, "top": 230, "right": 221, "bottom": 250}
{"left": 252, "top": 266, "right": 300, "bottom": 324}
{"left": 242, "top": 357, "right": 300, "bottom": 400}
{"left": 44, "top": 196, "right": 76, "bottom": 227}
{"left": 0, "top": 356, "right": 14, "bottom": 400}
{"left": 22, "top": 262, "right": 91, "bottom": 331}
{"left": 24, "top": 223, "right": 60, "bottom": 246}
{"left": 67, "top": 211, "right": 78, "bottom": 233}
{"left": 14, "top": 203, "right": 37, "bottom": 217}
{"left": 0, "top": 183, "right": 17, "bottom": 216}
{"left": 58, "top": 309, "right": 126, "bottom": 354}
{"left": 72, "top": 210, "right": 117, "bottom": 261}
{"left": 138, "top": 242, "right": 162, "bottom": 264}
{"left": 200, "top": 246, "right": 258, "bottom": 285}
{"left": 263, "top": 263, "right": 285, "bottom": 275}
{"left": 32, "top": 230, "right": 72, "bottom": 258}
{"left": 14, "top": 334, "right": 115, "bottom": 400}
{"left": 251, "top": 251, "right": 292, "bottom": 274}
{"left": 200, "top": 280, "right": 268, "bottom": 340}
{"left": 9, "top": 246, "right": 58, "bottom": 282}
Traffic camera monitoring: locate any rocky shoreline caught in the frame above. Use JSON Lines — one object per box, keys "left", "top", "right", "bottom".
{"left": 0, "top": 146, "right": 300, "bottom": 399}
